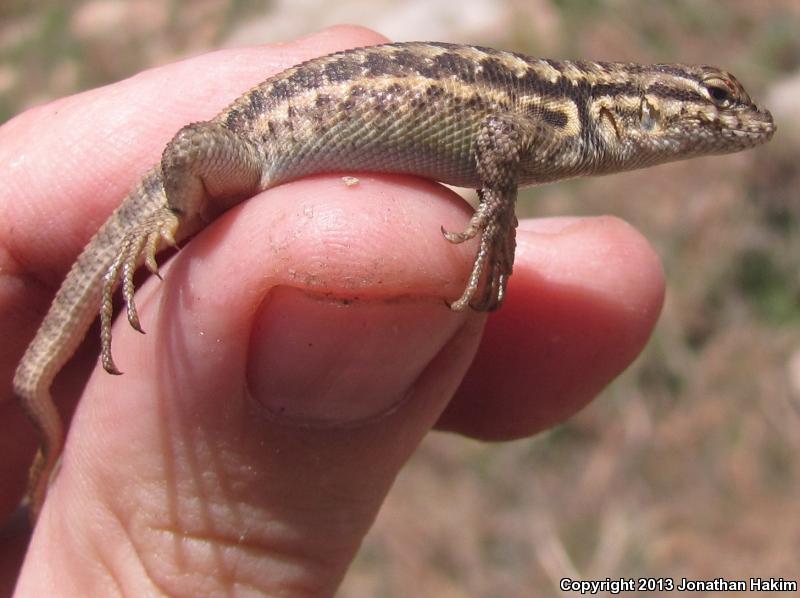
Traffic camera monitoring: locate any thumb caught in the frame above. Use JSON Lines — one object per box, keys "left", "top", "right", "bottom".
{"left": 17, "top": 175, "right": 484, "bottom": 596}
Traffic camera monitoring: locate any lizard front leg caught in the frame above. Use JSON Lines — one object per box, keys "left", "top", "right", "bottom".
{"left": 100, "top": 121, "right": 265, "bottom": 374}
{"left": 444, "top": 113, "right": 554, "bottom": 312}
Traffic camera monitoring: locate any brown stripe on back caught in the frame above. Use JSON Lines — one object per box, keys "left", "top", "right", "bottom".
{"left": 648, "top": 82, "right": 704, "bottom": 102}
{"left": 322, "top": 58, "right": 364, "bottom": 83}
{"left": 219, "top": 42, "right": 707, "bottom": 136}
{"left": 363, "top": 51, "right": 406, "bottom": 77}
{"left": 590, "top": 82, "right": 639, "bottom": 98}
{"left": 389, "top": 48, "right": 442, "bottom": 79}
{"left": 431, "top": 51, "right": 478, "bottom": 83}
{"left": 476, "top": 56, "right": 515, "bottom": 86}
{"left": 653, "top": 64, "right": 697, "bottom": 78}
{"left": 284, "top": 64, "right": 327, "bottom": 90}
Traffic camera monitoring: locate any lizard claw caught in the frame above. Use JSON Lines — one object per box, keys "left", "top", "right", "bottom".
{"left": 441, "top": 211, "right": 484, "bottom": 245}
{"left": 143, "top": 230, "right": 161, "bottom": 277}
{"left": 100, "top": 207, "right": 180, "bottom": 374}
{"left": 448, "top": 191, "right": 517, "bottom": 312}
{"left": 441, "top": 225, "right": 470, "bottom": 244}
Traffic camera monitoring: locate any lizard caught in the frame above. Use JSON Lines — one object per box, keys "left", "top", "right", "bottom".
{"left": 11, "top": 41, "right": 775, "bottom": 521}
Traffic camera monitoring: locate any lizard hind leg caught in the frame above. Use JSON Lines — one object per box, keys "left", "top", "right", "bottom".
{"left": 445, "top": 113, "right": 540, "bottom": 312}
{"left": 470, "top": 208, "right": 518, "bottom": 312}
{"left": 100, "top": 208, "right": 179, "bottom": 375}
{"left": 445, "top": 187, "right": 518, "bottom": 312}
{"left": 99, "top": 120, "right": 265, "bottom": 374}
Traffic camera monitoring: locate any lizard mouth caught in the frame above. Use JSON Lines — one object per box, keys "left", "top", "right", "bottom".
{"left": 690, "top": 105, "right": 775, "bottom": 153}
{"left": 726, "top": 106, "right": 776, "bottom": 145}
{"left": 754, "top": 107, "right": 776, "bottom": 139}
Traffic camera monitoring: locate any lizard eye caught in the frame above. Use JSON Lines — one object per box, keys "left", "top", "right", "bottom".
{"left": 702, "top": 76, "right": 740, "bottom": 108}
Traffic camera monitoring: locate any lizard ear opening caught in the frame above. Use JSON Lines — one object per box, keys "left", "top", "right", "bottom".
{"left": 639, "top": 97, "right": 659, "bottom": 132}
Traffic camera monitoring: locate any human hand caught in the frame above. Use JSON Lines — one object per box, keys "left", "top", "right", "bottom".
{"left": 0, "top": 26, "right": 664, "bottom": 596}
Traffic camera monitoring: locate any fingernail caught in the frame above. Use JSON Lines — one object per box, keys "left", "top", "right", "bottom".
{"left": 246, "top": 287, "right": 464, "bottom": 425}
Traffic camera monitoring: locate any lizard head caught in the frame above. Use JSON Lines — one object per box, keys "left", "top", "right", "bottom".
{"left": 609, "top": 64, "right": 775, "bottom": 167}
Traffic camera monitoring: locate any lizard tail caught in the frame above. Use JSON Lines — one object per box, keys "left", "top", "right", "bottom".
{"left": 13, "top": 167, "right": 168, "bottom": 521}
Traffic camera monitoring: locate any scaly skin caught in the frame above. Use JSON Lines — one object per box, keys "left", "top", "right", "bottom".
{"left": 12, "top": 42, "right": 775, "bottom": 520}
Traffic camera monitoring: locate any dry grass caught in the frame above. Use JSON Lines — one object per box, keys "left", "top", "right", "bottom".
{"left": 2, "top": 2, "right": 798, "bottom": 596}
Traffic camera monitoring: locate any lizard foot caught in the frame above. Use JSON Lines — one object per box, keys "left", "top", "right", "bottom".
{"left": 443, "top": 194, "right": 518, "bottom": 312}
{"left": 100, "top": 207, "right": 180, "bottom": 374}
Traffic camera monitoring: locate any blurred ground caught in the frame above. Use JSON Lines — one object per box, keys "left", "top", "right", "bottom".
{"left": 2, "top": 1, "right": 799, "bottom": 596}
